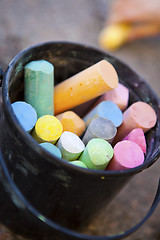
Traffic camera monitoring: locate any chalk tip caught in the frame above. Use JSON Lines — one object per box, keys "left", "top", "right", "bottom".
{"left": 58, "top": 131, "right": 85, "bottom": 153}
{"left": 70, "top": 161, "right": 88, "bottom": 169}
{"left": 11, "top": 101, "right": 37, "bottom": 132}
{"left": 40, "top": 142, "right": 62, "bottom": 158}
{"left": 80, "top": 138, "right": 113, "bottom": 170}
{"left": 25, "top": 60, "right": 54, "bottom": 74}
{"left": 107, "top": 140, "right": 144, "bottom": 171}
{"left": 123, "top": 128, "right": 146, "bottom": 154}
{"left": 99, "top": 100, "right": 123, "bottom": 127}
{"left": 35, "top": 115, "right": 63, "bottom": 143}
{"left": 56, "top": 111, "right": 86, "bottom": 136}
{"left": 131, "top": 101, "right": 157, "bottom": 130}
{"left": 98, "top": 60, "right": 119, "bottom": 89}
{"left": 101, "top": 82, "right": 129, "bottom": 111}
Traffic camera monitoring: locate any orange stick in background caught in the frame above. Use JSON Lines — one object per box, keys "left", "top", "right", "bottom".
{"left": 99, "top": 0, "right": 160, "bottom": 50}
{"left": 54, "top": 60, "right": 118, "bottom": 115}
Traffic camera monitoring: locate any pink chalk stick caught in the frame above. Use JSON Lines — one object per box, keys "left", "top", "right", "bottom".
{"left": 95, "top": 83, "right": 129, "bottom": 111}
{"left": 107, "top": 140, "right": 144, "bottom": 171}
{"left": 123, "top": 128, "right": 146, "bottom": 154}
{"left": 113, "top": 101, "right": 157, "bottom": 144}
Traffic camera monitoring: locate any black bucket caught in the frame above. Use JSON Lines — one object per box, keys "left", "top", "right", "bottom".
{"left": 0, "top": 42, "right": 160, "bottom": 240}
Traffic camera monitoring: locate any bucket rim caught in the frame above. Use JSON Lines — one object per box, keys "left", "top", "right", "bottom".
{"left": 2, "top": 41, "right": 160, "bottom": 177}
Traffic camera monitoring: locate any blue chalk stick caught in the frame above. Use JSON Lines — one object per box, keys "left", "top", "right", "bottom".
{"left": 40, "top": 142, "right": 62, "bottom": 158}
{"left": 83, "top": 101, "right": 123, "bottom": 127}
{"left": 11, "top": 101, "right": 37, "bottom": 132}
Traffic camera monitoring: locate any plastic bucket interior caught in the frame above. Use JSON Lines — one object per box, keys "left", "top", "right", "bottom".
{"left": 0, "top": 41, "right": 160, "bottom": 240}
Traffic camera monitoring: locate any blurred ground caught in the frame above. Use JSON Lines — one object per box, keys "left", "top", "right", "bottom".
{"left": 0, "top": 0, "right": 160, "bottom": 239}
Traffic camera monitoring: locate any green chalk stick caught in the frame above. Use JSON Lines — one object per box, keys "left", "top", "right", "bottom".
{"left": 79, "top": 138, "right": 113, "bottom": 170}
{"left": 40, "top": 142, "right": 62, "bottom": 158}
{"left": 24, "top": 60, "right": 54, "bottom": 118}
{"left": 70, "top": 161, "right": 88, "bottom": 168}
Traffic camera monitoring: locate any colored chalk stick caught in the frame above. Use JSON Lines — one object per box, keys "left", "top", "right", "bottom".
{"left": 95, "top": 83, "right": 129, "bottom": 111}
{"left": 99, "top": 24, "right": 131, "bottom": 51}
{"left": 123, "top": 128, "right": 146, "bottom": 154}
{"left": 54, "top": 60, "right": 118, "bottom": 114}
{"left": 82, "top": 117, "right": 117, "bottom": 145}
{"left": 56, "top": 111, "right": 86, "bottom": 137}
{"left": 32, "top": 115, "right": 63, "bottom": 144}
{"left": 11, "top": 101, "right": 37, "bottom": 133}
{"left": 56, "top": 131, "right": 85, "bottom": 161}
{"left": 79, "top": 138, "right": 113, "bottom": 170}
{"left": 40, "top": 142, "right": 62, "bottom": 158}
{"left": 24, "top": 60, "right": 54, "bottom": 118}
{"left": 107, "top": 140, "right": 144, "bottom": 171}
{"left": 70, "top": 161, "right": 88, "bottom": 168}
{"left": 113, "top": 101, "right": 157, "bottom": 144}
{"left": 83, "top": 101, "right": 123, "bottom": 127}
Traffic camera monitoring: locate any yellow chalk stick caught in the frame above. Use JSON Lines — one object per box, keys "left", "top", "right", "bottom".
{"left": 56, "top": 111, "right": 86, "bottom": 137}
{"left": 54, "top": 60, "right": 118, "bottom": 114}
{"left": 32, "top": 115, "right": 63, "bottom": 144}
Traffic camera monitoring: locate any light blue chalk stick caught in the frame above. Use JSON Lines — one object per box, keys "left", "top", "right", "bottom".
{"left": 11, "top": 101, "right": 37, "bottom": 132}
{"left": 83, "top": 101, "right": 123, "bottom": 127}
{"left": 40, "top": 142, "right": 62, "bottom": 158}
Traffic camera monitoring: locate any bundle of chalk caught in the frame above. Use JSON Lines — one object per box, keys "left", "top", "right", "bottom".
{"left": 11, "top": 58, "right": 157, "bottom": 171}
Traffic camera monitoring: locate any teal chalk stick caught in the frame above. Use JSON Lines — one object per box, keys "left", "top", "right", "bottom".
{"left": 70, "top": 161, "right": 88, "bottom": 168}
{"left": 79, "top": 138, "right": 113, "bottom": 170}
{"left": 40, "top": 142, "right": 62, "bottom": 158}
{"left": 83, "top": 100, "right": 123, "bottom": 127}
{"left": 11, "top": 101, "right": 37, "bottom": 133}
{"left": 24, "top": 60, "right": 54, "bottom": 118}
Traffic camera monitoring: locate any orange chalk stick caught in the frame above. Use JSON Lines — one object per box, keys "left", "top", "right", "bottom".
{"left": 54, "top": 60, "right": 118, "bottom": 114}
{"left": 113, "top": 101, "right": 157, "bottom": 144}
{"left": 56, "top": 111, "right": 86, "bottom": 137}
